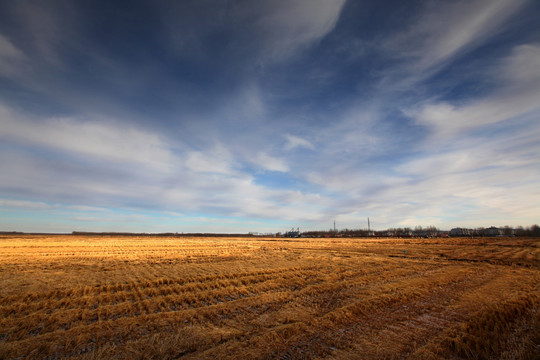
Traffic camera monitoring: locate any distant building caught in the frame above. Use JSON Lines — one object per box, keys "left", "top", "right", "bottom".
{"left": 393, "top": 229, "right": 413, "bottom": 237}
{"left": 382, "top": 230, "right": 396, "bottom": 237}
{"left": 449, "top": 227, "right": 471, "bottom": 236}
{"left": 284, "top": 227, "right": 300, "bottom": 238}
{"left": 483, "top": 226, "right": 504, "bottom": 236}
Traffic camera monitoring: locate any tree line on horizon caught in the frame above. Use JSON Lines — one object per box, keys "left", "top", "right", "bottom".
{"left": 283, "top": 224, "right": 540, "bottom": 238}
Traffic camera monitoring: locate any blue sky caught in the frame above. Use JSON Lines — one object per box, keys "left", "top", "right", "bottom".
{"left": 1, "top": 0, "right": 539, "bottom": 233}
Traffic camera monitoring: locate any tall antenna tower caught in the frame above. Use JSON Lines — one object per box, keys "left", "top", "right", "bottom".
{"left": 368, "top": 217, "right": 370, "bottom": 232}
{"left": 334, "top": 220, "right": 336, "bottom": 232}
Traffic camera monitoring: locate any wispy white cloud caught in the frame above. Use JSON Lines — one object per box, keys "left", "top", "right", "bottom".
{"left": 0, "top": 198, "right": 51, "bottom": 210}
{"left": 283, "top": 134, "right": 315, "bottom": 151}
{"left": 382, "top": 0, "right": 528, "bottom": 85}
{"left": 185, "top": 145, "right": 236, "bottom": 174}
{"left": 256, "top": 0, "right": 346, "bottom": 62}
{"left": 0, "top": 104, "right": 176, "bottom": 171}
{"left": 0, "top": 102, "right": 336, "bottom": 224}
{"left": 159, "top": 0, "right": 346, "bottom": 66}
{"left": 383, "top": 43, "right": 540, "bottom": 228}
{"left": 71, "top": 213, "right": 148, "bottom": 223}
{"left": 407, "top": 43, "right": 540, "bottom": 136}
{"left": 8, "top": 1, "right": 80, "bottom": 66}
{"left": 0, "top": 34, "right": 27, "bottom": 77}
{"left": 67, "top": 205, "right": 111, "bottom": 212}
{"left": 254, "top": 152, "right": 289, "bottom": 172}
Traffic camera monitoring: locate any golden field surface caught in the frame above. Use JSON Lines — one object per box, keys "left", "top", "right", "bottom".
{"left": 0, "top": 235, "right": 539, "bottom": 359}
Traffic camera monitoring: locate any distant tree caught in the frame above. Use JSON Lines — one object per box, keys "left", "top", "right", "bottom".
{"left": 426, "top": 226, "right": 438, "bottom": 236}
{"left": 502, "top": 225, "right": 513, "bottom": 236}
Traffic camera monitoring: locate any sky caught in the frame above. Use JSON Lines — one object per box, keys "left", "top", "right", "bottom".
{"left": 0, "top": 0, "right": 539, "bottom": 233}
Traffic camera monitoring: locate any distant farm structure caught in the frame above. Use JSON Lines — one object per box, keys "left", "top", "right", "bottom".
{"left": 284, "top": 227, "right": 301, "bottom": 238}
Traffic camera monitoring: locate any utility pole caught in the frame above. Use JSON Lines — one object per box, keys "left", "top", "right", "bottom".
{"left": 334, "top": 220, "right": 336, "bottom": 232}
{"left": 368, "top": 217, "right": 370, "bottom": 233}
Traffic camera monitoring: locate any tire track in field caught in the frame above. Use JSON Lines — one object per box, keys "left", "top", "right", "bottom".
{"left": 332, "top": 266, "right": 501, "bottom": 359}
{"left": 0, "top": 266, "right": 330, "bottom": 342}
{"left": 0, "top": 266, "right": 323, "bottom": 317}
{"left": 184, "top": 264, "right": 488, "bottom": 360}
{"left": 0, "top": 257, "right": 439, "bottom": 356}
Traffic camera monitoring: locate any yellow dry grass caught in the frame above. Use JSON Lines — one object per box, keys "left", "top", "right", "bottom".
{"left": 0, "top": 235, "right": 538, "bottom": 359}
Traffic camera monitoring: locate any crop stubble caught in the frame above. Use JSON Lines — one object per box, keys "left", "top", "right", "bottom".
{"left": 0, "top": 235, "right": 538, "bottom": 359}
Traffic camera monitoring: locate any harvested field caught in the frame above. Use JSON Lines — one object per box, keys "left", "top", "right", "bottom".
{"left": 0, "top": 235, "right": 539, "bottom": 359}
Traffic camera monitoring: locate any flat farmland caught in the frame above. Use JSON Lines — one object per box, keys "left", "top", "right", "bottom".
{"left": 0, "top": 235, "right": 538, "bottom": 359}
